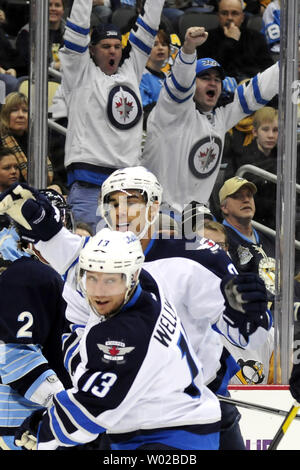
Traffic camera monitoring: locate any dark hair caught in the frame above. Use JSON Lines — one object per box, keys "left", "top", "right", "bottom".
{"left": 0, "top": 147, "right": 18, "bottom": 162}
{"left": 156, "top": 29, "right": 171, "bottom": 50}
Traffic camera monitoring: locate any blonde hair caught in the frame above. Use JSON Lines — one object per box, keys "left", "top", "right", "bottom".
{"left": 203, "top": 220, "right": 227, "bottom": 239}
{"left": 0, "top": 92, "right": 28, "bottom": 134}
{"left": 252, "top": 107, "right": 278, "bottom": 131}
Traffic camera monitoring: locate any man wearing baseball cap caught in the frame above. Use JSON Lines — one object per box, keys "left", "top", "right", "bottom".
{"left": 59, "top": 0, "right": 165, "bottom": 233}
{"left": 219, "top": 176, "right": 257, "bottom": 205}
{"left": 195, "top": 57, "right": 226, "bottom": 80}
{"left": 219, "top": 176, "right": 276, "bottom": 303}
{"left": 141, "top": 24, "right": 279, "bottom": 216}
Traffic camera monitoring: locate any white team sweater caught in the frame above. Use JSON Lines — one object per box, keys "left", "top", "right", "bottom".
{"left": 141, "top": 51, "right": 279, "bottom": 212}
{"left": 60, "top": 0, "right": 165, "bottom": 172}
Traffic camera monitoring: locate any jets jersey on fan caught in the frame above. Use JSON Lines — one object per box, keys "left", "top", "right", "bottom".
{"left": 37, "top": 271, "right": 221, "bottom": 450}
{"left": 36, "top": 228, "right": 272, "bottom": 396}
{"left": 262, "top": 0, "right": 281, "bottom": 54}
{"left": 61, "top": 0, "right": 165, "bottom": 186}
{"left": 141, "top": 50, "right": 279, "bottom": 212}
{"left": 0, "top": 257, "right": 71, "bottom": 438}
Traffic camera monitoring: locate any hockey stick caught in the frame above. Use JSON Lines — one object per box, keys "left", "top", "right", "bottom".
{"left": 268, "top": 401, "right": 300, "bottom": 450}
{"left": 217, "top": 394, "right": 300, "bottom": 420}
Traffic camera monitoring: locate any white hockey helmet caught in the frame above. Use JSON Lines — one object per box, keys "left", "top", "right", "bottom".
{"left": 99, "top": 166, "right": 162, "bottom": 239}
{"left": 78, "top": 228, "right": 145, "bottom": 309}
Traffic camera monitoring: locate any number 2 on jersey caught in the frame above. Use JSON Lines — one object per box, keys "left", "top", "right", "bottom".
{"left": 16, "top": 311, "right": 34, "bottom": 338}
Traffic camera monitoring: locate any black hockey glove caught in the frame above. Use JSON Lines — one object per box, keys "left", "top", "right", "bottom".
{"left": 289, "top": 363, "right": 300, "bottom": 404}
{"left": 14, "top": 408, "right": 46, "bottom": 450}
{"left": 221, "top": 273, "right": 269, "bottom": 338}
{"left": 0, "top": 183, "right": 62, "bottom": 243}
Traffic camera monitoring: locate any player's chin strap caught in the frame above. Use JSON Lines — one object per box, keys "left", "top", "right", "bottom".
{"left": 137, "top": 203, "right": 160, "bottom": 241}
{"left": 104, "top": 204, "right": 158, "bottom": 241}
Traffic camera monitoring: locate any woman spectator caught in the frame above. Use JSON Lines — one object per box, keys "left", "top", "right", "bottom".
{"left": 0, "top": 92, "right": 53, "bottom": 186}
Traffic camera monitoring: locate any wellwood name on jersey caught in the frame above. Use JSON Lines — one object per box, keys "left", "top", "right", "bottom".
{"left": 153, "top": 299, "right": 177, "bottom": 347}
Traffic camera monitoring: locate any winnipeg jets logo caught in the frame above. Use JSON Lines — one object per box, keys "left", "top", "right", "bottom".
{"left": 115, "top": 96, "right": 133, "bottom": 121}
{"left": 188, "top": 136, "right": 222, "bottom": 179}
{"left": 97, "top": 340, "right": 135, "bottom": 363}
{"left": 107, "top": 85, "right": 142, "bottom": 130}
{"left": 199, "top": 147, "right": 217, "bottom": 170}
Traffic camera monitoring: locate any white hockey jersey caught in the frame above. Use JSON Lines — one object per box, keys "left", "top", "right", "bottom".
{"left": 141, "top": 50, "right": 279, "bottom": 212}
{"left": 36, "top": 228, "right": 272, "bottom": 394}
{"left": 222, "top": 327, "right": 275, "bottom": 385}
{"left": 262, "top": 0, "right": 281, "bottom": 54}
{"left": 61, "top": 0, "right": 165, "bottom": 179}
{"left": 37, "top": 274, "right": 221, "bottom": 450}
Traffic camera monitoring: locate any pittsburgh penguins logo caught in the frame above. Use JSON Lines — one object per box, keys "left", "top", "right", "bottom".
{"left": 188, "top": 136, "right": 222, "bottom": 179}
{"left": 107, "top": 85, "right": 142, "bottom": 130}
{"left": 236, "top": 358, "right": 265, "bottom": 385}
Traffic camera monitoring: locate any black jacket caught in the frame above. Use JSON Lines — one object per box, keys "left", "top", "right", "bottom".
{"left": 197, "top": 24, "right": 274, "bottom": 82}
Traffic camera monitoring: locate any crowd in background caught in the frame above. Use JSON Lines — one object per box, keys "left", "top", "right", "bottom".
{"left": 0, "top": 0, "right": 299, "bottom": 390}
{"left": 0, "top": 0, "right": 300, "bottom": 452}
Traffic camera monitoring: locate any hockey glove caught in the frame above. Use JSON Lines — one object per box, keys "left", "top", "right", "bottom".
{"left": 221, "top": 272, "right": 269, "bottom": 337}
{"left": 14, "top": 408, "right": 46, "bottom": 450}
{"left": 0, "top": 183, "right": 62, "bottom": 243}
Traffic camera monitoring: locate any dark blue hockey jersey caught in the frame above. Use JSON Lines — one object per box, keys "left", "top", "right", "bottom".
{"left": 0, "top": 257, "right": 72, "bottom": 436}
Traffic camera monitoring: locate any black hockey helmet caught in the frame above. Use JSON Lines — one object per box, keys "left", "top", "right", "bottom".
{"left": 39, "top": 189, "right": 75, "bottom": 232}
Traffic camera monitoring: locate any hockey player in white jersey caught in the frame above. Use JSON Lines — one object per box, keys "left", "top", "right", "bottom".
{"left": 61, "top": 0, "right": 165, "bottom": 232}
{"left": 0, "top": 172, "right": 271, "bottom": 450}
{"left": 14, "top": 229, "right": 222, "bottom": 450}
{"left": 141, "top": 26, "right": 279, "bottom": 214}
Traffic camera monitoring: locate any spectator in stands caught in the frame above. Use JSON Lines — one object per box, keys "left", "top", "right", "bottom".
{"left": 140, "top": 29, "right": 171, "bottom": 127}
{"left": 207, "top": 0, "right": 271, "bottom": 15}
{"left": 262, "top": 0, "right": 280, "bottom": 60}
{"left": 224, "top": 106, "right": 278, "bottom": 230}
{"left": 219, "top": 176, "right": 276, "bottom": 306}
{"left": 197, "top": 0, "right": 274, "bottom": 82}
{"left": 0, "top": 6, "right": 26, "bottom": 94}
{"left": 201, "top": 217, "right": 276, "bottom": 385}
{"left": 202, "top": 219, "right": 228, "bottom": 250}
{"left": 141, "top": 25, "right": 279, "bottom": 216}
{"left": 0, "top": 92, "right": 54, "bottom": 186}
{"left": 16, "top": 0, "right": 66, "bottom": 74}
{"left": 61, "top": 0, "right": 165, "bottom": 234}
{"left": 0, "top": 147, "right": 20, "bottom": 193}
